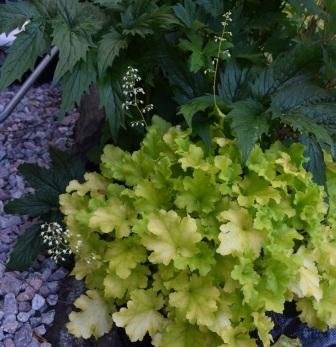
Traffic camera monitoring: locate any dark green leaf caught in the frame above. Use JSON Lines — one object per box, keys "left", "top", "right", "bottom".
{"left": 0, "top": 23, "right": 49, "bottom": 90}
{"left": 98, "top": 78, "right": 124, "bottom": 141}
{"left": 300, "top": 134, "right": 326, "bottom": 186}
{"left": 281, "top": 113, "right": 334, "bottom": 148}
{"left": 271, "top": 82, "right": 332, "bottom": 112}
{"left": 250, "top": 68, "right": 278, "bottom": 97}
{"left": 6, "top": 225, "right": 43, "bottom": 271}
{"left": 18, "top": 164, "right": 59, "bottom": 193}
{"left": 31, "top": 0, "right": 58, "bottom": 19}
{"left": 173, "top": 0, "right": 197, "bottom": 28}
{"left": 192, "top": 118, "right": 212, "bottom": 151}
{"left": 93, "top": 0, "right": 123, "bottom": 10}
{"left": 0, "top": 1, "right": 37, "bottom": 35}
{"left": 157, "top": 43, "right": 210, "bottom": 105}
{"left": 97, "top": 29, "right": 128, "bottom": 75}
{"left": 196, "top": 0, "right": 224, "bottom": 18}
{"left": 228, "top": 100, "right": 269, "bottom": 162}
{"left": 52, "top": 18, "right": 92, "bottom": 82}
{"left": 48, "top": 147, "right": 85, "bottom": 180}
{"left": 218, "top": 61, "right": 250, "bottom": 103}
{"left": 4, "top": 189, "right": 58, "bottom": 217}
{"left": 297, "top": 103, "right": 336, "bottom": 135}
{"left": 121, "top": 3, "right": 175, "bottom": 38}
{"left": 179, "top": 33, "right": 218, "bottom": 73}
{"left": 59, "top": 51, "right": 97, "bottom": 118}
{"left": 5, "top": 148, "right": 85, "bottom": 218}
{"left": 178, "top": 95, "right": 215, "bottom": 127}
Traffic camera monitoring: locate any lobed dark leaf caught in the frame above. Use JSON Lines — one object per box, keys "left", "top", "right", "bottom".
{"left": 6, "top": 225, "right": 43, "bottom": 271}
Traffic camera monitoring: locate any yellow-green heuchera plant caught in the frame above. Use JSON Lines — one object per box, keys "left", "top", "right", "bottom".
{"left": 60, "top": 116, "right": 336, "bottom": 346}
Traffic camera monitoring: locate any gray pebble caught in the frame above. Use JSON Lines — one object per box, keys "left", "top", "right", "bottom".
{"left": 18, "top": 301, "right": 31, "bottom": 312}
{"left": 27, "top": 277, "right": 43, "bottom": 291}
{"left": 14, "top": 324, "right": 32, "bottom": 345}
{"left": 39, "top": 285, "right": 50, "bottom": 297}
{"left": 41, "top": 268, "right": 52, "bottom": 281}
{"left": 17, "top": 286, "right": 35, "bottom": 301}
{"left": 28, "top": 338, "right": 40, "bottom": 347}
{"left": 3, "top": 318, "right": 19, "bottom": 334}
{"left": 3, "top": 338, "right": 16, "bottom": 347}
{"left": 46, "top": 294, "right": 58, "bottom": 306}
{"left": 32, "top": 294, "right": 45, "bottom": 310}
{"left": 41, "top": 310, "right": 55, "bottom": 325}
{"left": 46, "top": 281, "right": 59, "bottom": 293}
{"left": 0, "top": 274, "right": 22, "bottom": 295}
{"left": 34, "top": 324, "right": 46, "bottom": 336}
{"left": 3, "top": 293, "right": 18, "bottom": 315}
{"left": 17, "top": 310, "right": 34, "bottom": 323}
{"left": 48, "top": 267, "right": 68, "bottom": 281}
{"left": 29, "top": 316, "right": 42, "bottom": 328}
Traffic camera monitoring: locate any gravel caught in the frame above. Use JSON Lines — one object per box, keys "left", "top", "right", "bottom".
{"left": 0, "top": 84, "right": 78, "bottom": 345}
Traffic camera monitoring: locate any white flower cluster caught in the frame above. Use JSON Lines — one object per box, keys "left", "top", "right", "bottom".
{"left": 121, "top": 66, "right": 153, "bottom": 127}
{"left": 205, "top": 11, "right": 233, "bottom": 75}
{"left": 86, "top": 252, "right": 98, "bottom": 265}
{"left": 41, "top": 222, "right": 72, "bottom": 263}
{"left": 71, "top": 233, "right": 98, "bottom": 265}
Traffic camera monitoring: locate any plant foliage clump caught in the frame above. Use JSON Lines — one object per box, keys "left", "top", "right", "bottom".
{"left": 60, "top": 117, "right": 336, "bottom": 346}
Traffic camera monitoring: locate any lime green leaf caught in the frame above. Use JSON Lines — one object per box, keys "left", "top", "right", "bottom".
{"left": 141, "top": 210, "right": 202, "bottom": 265}
{"left": 67, "top": 290, "right": 113, "bottom": 339}
{"left": 158, "top": 321, "right": 221, "bottom": 347}
{"left": 66, "top": 173, "right": 108, "bottom": 197}
{"left": 175, "top": 170, "right": 220, "bottom": 213}
{"left": 112, "top": 289, "right": 165, "bottom": 342}
{"left": 174, "top": 242, "right": 216, "bottom": 276}
{"left": 217, "top": 207, "right": 264, "bottom": 257}
{"left": 273, "top": 335, "right": 302, "bottom": 347}
{"left": 169, "top": 274, "right": 220, "bottom": 326}
{"left": 105, "top": 238, "right": 147, "bottom": 279}
{"left": 289, "top": 248, "right": 322, "bottom": 301}
{"left": 104, "top": 265, "right": 149, "bottom": 299}
{"left": 89, "top": 197, "right": 136, "bottom": 237}
{"left": 252, "top": 312, "right": 274, "bottom": 346}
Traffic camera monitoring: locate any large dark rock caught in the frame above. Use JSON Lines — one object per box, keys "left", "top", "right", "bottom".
{"left": 72, "top": 86, "right": 105, "bottom": 156}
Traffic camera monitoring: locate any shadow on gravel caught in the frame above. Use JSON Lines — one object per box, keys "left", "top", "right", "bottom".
{"left": 45, "top": 276, "right": 152, "bottom": 347}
